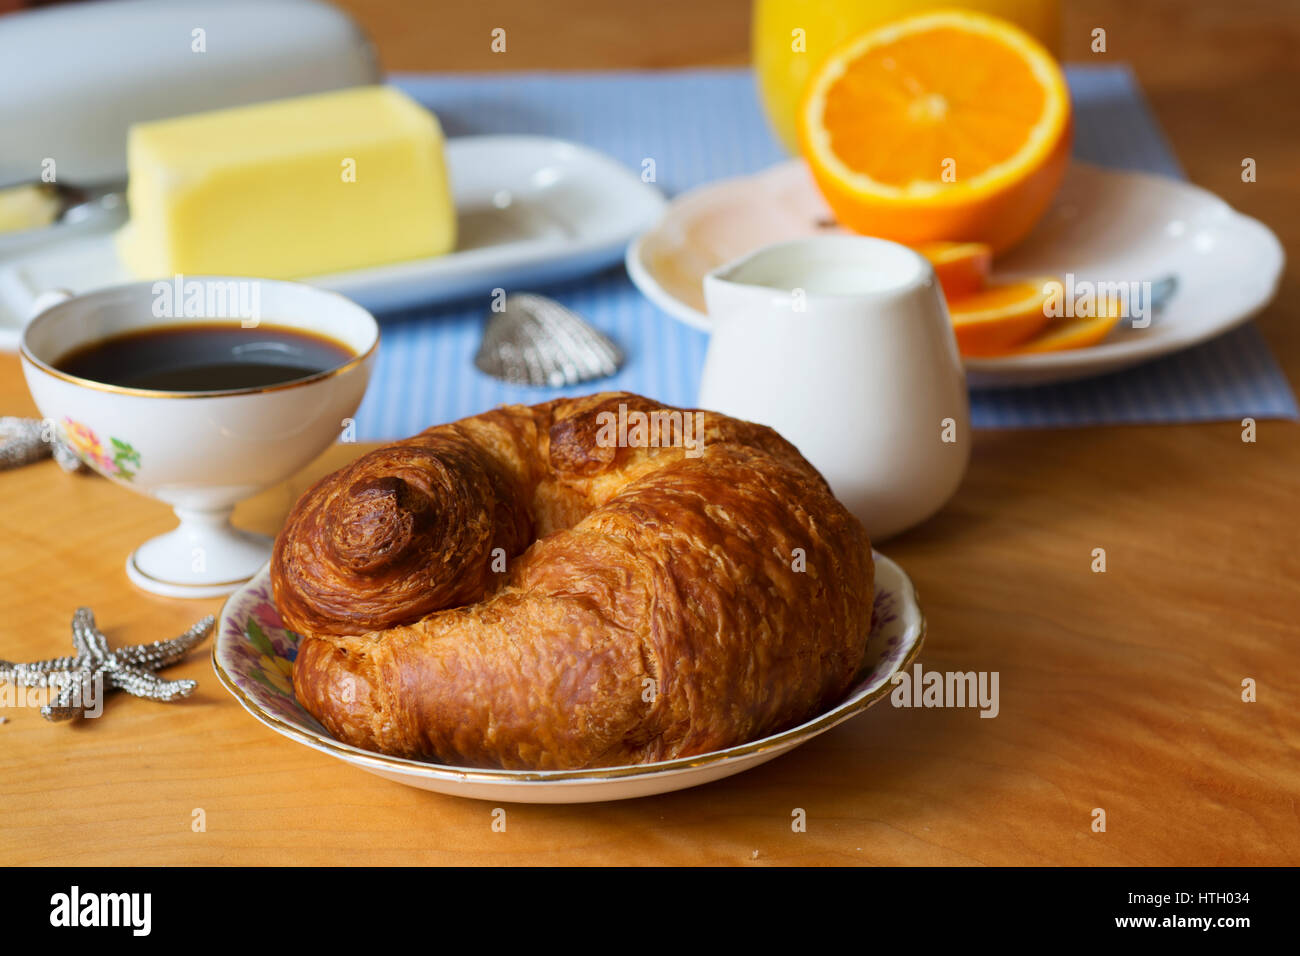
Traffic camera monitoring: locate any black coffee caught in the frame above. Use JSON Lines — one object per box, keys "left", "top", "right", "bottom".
{"left": 54, "top": 323, "right": 355, "bottom": 392}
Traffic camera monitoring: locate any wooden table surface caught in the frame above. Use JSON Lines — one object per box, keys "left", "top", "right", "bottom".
{"left": 1, "top": 0, "right": 1296, "bottom": 866}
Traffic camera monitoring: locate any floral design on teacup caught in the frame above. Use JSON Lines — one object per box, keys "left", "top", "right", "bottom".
{"left": 61, "top": 418, "right": 142, "bottom": 481}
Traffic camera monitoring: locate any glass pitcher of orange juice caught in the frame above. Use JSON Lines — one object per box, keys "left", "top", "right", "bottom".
{"left": 753, "top": 0, "right": 1063, "bottom": 153}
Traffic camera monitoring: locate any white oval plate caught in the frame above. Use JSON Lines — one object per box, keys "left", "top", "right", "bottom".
{"left": 213, "top": 551, "right": 924, "bottom": 803}
{"left": 625, "top": 159, "right": 1284, "bottom": 387}
{"left": 0, "top": 135, "right": 666, "bottom": 349}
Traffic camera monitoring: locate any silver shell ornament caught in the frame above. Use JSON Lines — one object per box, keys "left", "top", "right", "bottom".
{"left": 475, "top": 293, "right": 624, "bottom": 387}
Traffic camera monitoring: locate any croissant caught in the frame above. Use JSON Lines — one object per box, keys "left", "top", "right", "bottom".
{"left": 271, "top": 393, "right": 874, "bottom": 770}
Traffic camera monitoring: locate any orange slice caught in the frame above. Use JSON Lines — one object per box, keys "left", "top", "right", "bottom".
{"left": 947, "top": 276, "right": 1057, "bottom": 357}
{"left": 913, "top": 241, "right": 993, "bottom": 299}
{"left": 1011, "top": 301, "right": 1124, "bottom": 353}
{"left": 798, "top": 9, "right": 1072, "bottom": 253}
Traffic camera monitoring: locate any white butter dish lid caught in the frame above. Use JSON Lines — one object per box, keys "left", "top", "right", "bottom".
{"left": 0, "top": 0, "right": 379, "bottom": 188}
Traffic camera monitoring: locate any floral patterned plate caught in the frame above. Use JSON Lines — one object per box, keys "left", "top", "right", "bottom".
{"left": 212, "top": 551, "right": 925, "bottom": 803}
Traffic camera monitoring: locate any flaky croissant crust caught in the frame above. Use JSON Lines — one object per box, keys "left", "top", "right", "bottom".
{"left": 271, "top": 393, "right": 873, "bottom": 770}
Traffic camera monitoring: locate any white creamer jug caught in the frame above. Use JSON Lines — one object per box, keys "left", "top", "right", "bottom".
{"left": 699, "top": 236, "right": 970, "bottom": 540}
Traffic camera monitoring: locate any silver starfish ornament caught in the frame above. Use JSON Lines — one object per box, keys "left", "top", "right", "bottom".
{"left": 0, "top": 608, "right": 213, "bottom": 721}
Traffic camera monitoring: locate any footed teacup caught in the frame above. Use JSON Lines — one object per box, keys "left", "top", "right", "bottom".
{"left": 20, "top": 276, "right": 378, "bottom": 597}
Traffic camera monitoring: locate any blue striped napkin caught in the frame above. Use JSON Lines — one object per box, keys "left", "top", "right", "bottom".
{"left": 349, "top": 66, "right": 1295, "bottom": 440}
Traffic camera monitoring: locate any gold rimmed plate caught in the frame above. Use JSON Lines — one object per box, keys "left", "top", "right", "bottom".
{"left": 212, "top": 552, "right": 925, "bottom": 803}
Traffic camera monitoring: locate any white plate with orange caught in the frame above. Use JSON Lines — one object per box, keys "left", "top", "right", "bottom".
{"left": 628, "top": 8, "right": 1283, "bottom": 387}
{"left": 626, "top": 159, "right": 1284, "bottom": 387}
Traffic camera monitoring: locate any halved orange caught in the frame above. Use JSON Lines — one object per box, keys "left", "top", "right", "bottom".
{"left": 948, "top": 276, "right": 1057, "bottom": 356}
{"left": 798, "top": 9, "right": 1072, "bottom": 253}
{"left": 1011, "top": 301, "right": 1124, "bottom": 353}
{"left": 913, "top": 240, "right": 993, "bottom": 299}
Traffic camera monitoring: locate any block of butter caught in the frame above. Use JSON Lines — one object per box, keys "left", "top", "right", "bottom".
{"left": 117, "top": 86, "right": 455, "bottom": 279}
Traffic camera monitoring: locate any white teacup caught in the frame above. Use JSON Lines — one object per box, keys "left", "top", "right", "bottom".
{"left": 21, "top": 277, "right": 378, "bottom": 598}
{"left": 699, "top": 236, "right": 970, "bottom": 541}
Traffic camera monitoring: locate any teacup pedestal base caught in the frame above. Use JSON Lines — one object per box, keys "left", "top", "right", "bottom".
{"left": 125, "top": 506, "right": 272, "bottom": 599}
